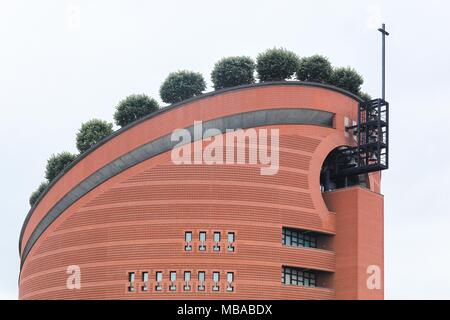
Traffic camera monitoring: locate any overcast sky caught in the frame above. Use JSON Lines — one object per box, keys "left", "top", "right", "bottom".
{"left": 1, "top": 0, "right": 449, "bottom": 300}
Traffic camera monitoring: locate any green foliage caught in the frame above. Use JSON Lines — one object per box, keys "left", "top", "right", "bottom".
{"left": 256, "top": 48, "right": 300, "bottom": 82}
{"left": 45, "top": 151, "right": 78, "bottom": 181}
{"left": 29, "top": 181, "right": 50, "bottom": 207}
{"left": 160, "top": 70, "right": 206, "bottom": 104}
{"left": 296, "top": 55, "right": 333, "bottom": 83}
{"left": 330, "top": 67, "right": 364, "bottom": 95}
{"left": 114, "top": 94, "right": 159, "bottom": 127}
{"left": 211, "top": 56, "right": 255, "bottom": 90}
{"left": 76, "top": 119, "right": 114, "bottom": 153}
{"left": 359, "top": 92, "right": 372, "bottom": 102}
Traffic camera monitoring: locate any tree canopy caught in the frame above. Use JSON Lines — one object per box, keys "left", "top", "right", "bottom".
{"left": 29, "top": 181, "right": 50, "bottom": 207}
{"left": 211, "top": 56, "right": 255, "bottom": 90}
{"left": 114, "top": 94, "right": 159, "bottom": 127}
{"left": 160, "top": 70, "right": 206, "bottom": 104}
{"left": 296, "top": 55, "right": 333, "bottom": 83}
{"left": 329, "top": 67, "right": 364, "bottom": 95}
{"left": 45, "top": 151, "right": 77, "bottom": 181}
{"left": 256, "top": 48, "right": 300, "bottom": 82}
{"left": 76, "top": 119, "right": 114, "bottom": 153}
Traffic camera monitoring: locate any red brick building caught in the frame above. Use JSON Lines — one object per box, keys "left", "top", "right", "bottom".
{"left": 19, "top": 82, "right": 384, "bottom": 299}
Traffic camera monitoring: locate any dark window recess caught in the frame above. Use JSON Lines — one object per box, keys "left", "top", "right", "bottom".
{"left": 213, "top": 232, "right": 221, "bottom": 251}
{"left": 212, "top": 272, "right": 220, "bottom": 291}
{"left": 199, "top": 232, "right": 207, "bottom": 251}
{"left": 169, "top": 271, "right": 177, "bottom": 291}
{"left": 184, "top": 271, "right": 191, "bottom": 291}
{"left": 282, "top": 227, "right": 317, "bottom": 248}
{"left": 185, "top": 231, "right": 192, "bottom": 251}
{"left": 282, "top": 266, "right": 316, "bottom": 287}
{"left": 227, "top": 232, "right": 235, "bottom": 252}
{"left": 128, "top": 272, "right": 135, "bottom": 292}
{"left": 198, "top": 271, "right": 206, "bottom": 291}
{"left": 226, "top": 272, "right": 234, "bottom": 292}
{"left": 141, "top": 272, "right": 149, "bottom": 292}
{"left": 155, "top": 271, "right": 163, "bottom": 291}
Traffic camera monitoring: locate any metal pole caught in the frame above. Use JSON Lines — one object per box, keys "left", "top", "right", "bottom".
{"left": 378, "top": 23, "right": 389, "bottom": 100}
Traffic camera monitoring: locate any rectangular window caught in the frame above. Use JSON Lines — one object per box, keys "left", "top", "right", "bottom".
{"left": 155, "top": 271, "right": 163, "bottom": 291}
{"left": 226, "top": 272, "right": 234, "bottom": 292}
{"left": 184, "top": 271, "right": 191, "bottom": 291}
{"left": 199, "top": 231, "right": 206, "bottom": 251}
{"left": 141, "top": 272, "right": 149, "bottom": 292}
{"left": 227, "top": 232, "right": 235, "bottom": 252}
{"left": 213, "top": 231, "right": 221, "bottom": 252}
{"left": 170, "top": 271, "right": 177, "bottom": 291}
{"left": 212, "top": 272, "right": 220, "bottom": 291}
{"left": 128, "top": 272, "right": 135, "bottom": 292}
{"left": 282, "top": 227, "right": 317, "bottom": 248}
{"left": 185, "top": 231, "right": 192, "bottom": 251}
{"left": 198, "top": 271, "right": 206, "bottom": 291}
{"left": 282, "top": 266, "right": 316, "bottom": 288}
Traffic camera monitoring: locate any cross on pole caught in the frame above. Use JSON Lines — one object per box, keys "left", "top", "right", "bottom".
{"left": 378, "top": 23, "right": 389, "bottom": 100}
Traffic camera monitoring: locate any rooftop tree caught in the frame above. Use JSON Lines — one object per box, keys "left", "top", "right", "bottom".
{"left": 296, "top": 55, "right": 333, "bottom": 83}
{"left": 329, "top": 67, "right": 364, "bottom": 95}
{"left": 29, "top": 181, "right": 50, "bottom": 207}
{"left": 359, "top": 92, "right": 372, "bottom": 102}
{"left": 45, "top": 151, "right": 78, "bottom": 181}
{"left": 211, "top": 56, "right": 255, "bottom": 90}
{"left": 160, "top": 70, "right": 206, "bottom": 104}
{"left": 114, "top": 94, "right": 159, "bottom": 127}
{"left": 256, "top": 48, "right": 299, "bottom": 82}
{"left": 76, "top": 119, "right": 114, "bottom": 153}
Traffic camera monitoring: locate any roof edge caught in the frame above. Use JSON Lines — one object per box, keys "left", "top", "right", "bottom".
{"left": 19, "top": 81, "right": 362, "bottom": 255}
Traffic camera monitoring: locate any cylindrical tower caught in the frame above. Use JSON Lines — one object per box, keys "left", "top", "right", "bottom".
{"left": 19, "top": 82, "right": 384, "bottom": 299}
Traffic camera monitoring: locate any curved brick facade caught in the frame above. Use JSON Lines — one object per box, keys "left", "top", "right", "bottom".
{"left": 19, "top": 83, "right": 384, "bottom": 300}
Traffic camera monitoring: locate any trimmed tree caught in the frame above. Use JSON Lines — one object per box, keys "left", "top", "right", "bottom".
{"left": 160, "top": 70, "right": 206, "bottom": 104}
{"left": 359, "top": 92, "right": 372, "bottom": 102}
{"left": 330, "top": 67, "right": 364, "bottom": 95}
{"left": 114, "top": 94, "right": 159, "bottom": 127}
{"left": 256, "top": 48, "right": 299, "bottom": 82}
{"left": 296, "top": 55, "right": 333, "bottom": 83}
{"left": 45, "top": 151, "right": 78, "bottom": 181}
{"left": 76, "top": 119, "right": 114, "bottom": 153}
{"left": 29, "top": 181, "right": 50, "bottom": 206}
{"left": 211, "top": 56, "right": 255, "bottom": 90}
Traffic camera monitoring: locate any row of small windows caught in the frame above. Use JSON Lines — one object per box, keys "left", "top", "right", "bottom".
{"left": 282, "top": 266, "right": 317, "bottom": 287}
{"left": 127, "top": 271, "right": 235, "bottom": 293}
{"left": 184, "top": 231, "right": 235, "bottom": 252}
{"left": 282, "top": 227, "right": 317, "bottom": 248}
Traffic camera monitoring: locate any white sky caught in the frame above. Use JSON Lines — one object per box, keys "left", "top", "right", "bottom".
{"left": 1, "top": 0, "right": 449, "bottom": 300}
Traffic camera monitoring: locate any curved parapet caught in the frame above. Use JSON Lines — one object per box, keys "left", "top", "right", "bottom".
{"left": 19, "top": 82, "right": 382, "bottom": 300}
